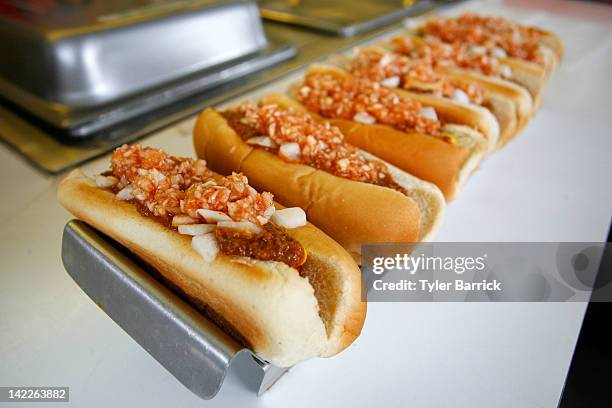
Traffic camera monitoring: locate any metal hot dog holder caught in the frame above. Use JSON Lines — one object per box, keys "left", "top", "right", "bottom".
{"left": 61, "top": 220, "right": 289, "bottom": 399}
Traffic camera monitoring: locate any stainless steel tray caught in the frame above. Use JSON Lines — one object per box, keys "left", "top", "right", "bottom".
{"left": 61, "top": 220, "right": 289, "bottom": 399}
{"left": 260, "top": 0, "right": 434, "bottom": 37}
{"left": 0, "top": 0, "right": 290, "bottom": 132}
{"left": 48, "top": 40, "right": 294, "bottom": 137}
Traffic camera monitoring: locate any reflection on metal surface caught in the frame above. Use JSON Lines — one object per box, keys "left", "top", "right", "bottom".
{"left": 61, "top": 220, "right": 289, "bottom": 399}
{"left": 260, "top": 0, "right": 432, "bottom": 36}
{"left": 53, "top": 41, "right": 294, "bottom": 137}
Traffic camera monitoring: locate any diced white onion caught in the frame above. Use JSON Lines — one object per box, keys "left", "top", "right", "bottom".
{"left": 353, "top": 112, "right": 376, "bottom": 125}
{"left": 178, "top": 224, "right": 216, "bottom": 236}
{"left": 172, "top": 215, "right": 198, "bottom": 226}
{"left": 150, "top": 168, "right": 166, "bottom": 184}
{"left": 469, "top": 45, "right": 487, "bottom": 56}
{"left": 217, "top": 220, "right": 262, "bottom": 235}
{"left": 116, "top": 186, "right": 134, "bottom": 200}
{"left": 271, "top": 207, "right": 307, "bottom": 229}
{"left": 337, "top": 158, "right": 349, "bottom": 170}
{"left": 380, "top": 76, "right": 401, "bottom": 88}
{"left": 299, "top": 86, "right": 311, "bottom": 96}
{"left": 95, "top": 175, "right": 118, "bottom": 188}
{"left": 263, "top": 205, "right": 276, "bottom": 218}
{"left": 419, "top": 107, "right": 438, "bottom": 121}
{"left": 492, "top": 46, "right": 507, "bottom": 58}
{"left": 451, "top": 89, "right": 470, "bottom": 104}
{"left": 279, "top": 143, "right": 301, "bottom": 162}
{"left": 500, "top": 65, "right": 513, "bottom": 79}
{"left": 379, "top": 53, "right": 393, "bottom": 67}
{"left": 246, "top": 136, "right": 277, "bottom": 148}
{"left": 196, "top": 209, "right": 232, "bottom": 223}
{"left": 191, "top": 233, "right": 219, "bottom": 262}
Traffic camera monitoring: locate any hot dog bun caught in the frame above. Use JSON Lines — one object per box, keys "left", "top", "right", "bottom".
{"left": 497, "top": 56, "right": 547, "bottom": 110}
{"left": 395, "top": 89, "right": 499, "bottom": 153}
{"left": 435, "top": 68, "right": 533, "bottom": 142}
{"left": 538, "top": 44, "right": 559, "bottom": 77}
{"left": 58, "top": 169, "right": 366, "bottom": 367}
{"left": 332, "top": 118, "right": 483, "bottom": 202}
{"left": 193, "top": 108, "right": 445, "bottom": 261}
{"left": 539, "top": 31, "right": 564, "bottom": 61}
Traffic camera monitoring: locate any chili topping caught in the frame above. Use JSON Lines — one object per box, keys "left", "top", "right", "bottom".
{"left": 348, "top": 48, "right": 484, "bottom": 105}
{"left": 391, "top": 36, "right": 513, "bottom": 79}
{"left": 99, "top": 144, "right": 306, "bottom": 269}
{"left": 216, "top": 222, "right": 306, "bottom": 268}
{"left": 297, "top": 72, "right": 442, "bottom": 136}
{"left": 421, "top": 13, "right": 544, "bottom": 65}
{"left": 222, "top": 103, "right": 407, "bottom": 194}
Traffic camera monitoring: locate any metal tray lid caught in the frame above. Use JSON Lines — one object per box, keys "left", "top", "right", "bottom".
{"left": 0, "top": 0, "right": 268, "bottom": 109}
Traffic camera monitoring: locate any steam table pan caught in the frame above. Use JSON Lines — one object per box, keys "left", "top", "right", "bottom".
{"left": 0, "top": 0, "right": 295, "bottom": 137}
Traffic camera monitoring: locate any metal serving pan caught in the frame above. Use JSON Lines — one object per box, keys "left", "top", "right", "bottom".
{"left": 0, "top": 0, "right": 291, "bottom": 131}
{"left": 259, "top": 0, "right": 433, "bottom": 37}
{"left": 61, "top": 220, "right": 289, "bottom": 399}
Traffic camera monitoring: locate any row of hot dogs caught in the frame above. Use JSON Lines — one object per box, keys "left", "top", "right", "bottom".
{"left": 58, "top": 14, "right": 562, "bottom": 367}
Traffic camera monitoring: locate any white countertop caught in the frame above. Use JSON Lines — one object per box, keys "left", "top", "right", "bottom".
{"left": 1, "top": 0, "right": 611, "bottom": 407}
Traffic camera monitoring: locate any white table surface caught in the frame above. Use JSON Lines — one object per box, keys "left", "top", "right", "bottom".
{"left": 1, "top": 0, "right": 611, "bottom": 407}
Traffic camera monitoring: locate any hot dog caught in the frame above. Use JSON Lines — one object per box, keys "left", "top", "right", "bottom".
{"left": 417, "top": 13, "right": 563, "bottom": 76}
{"left": 272, "top": 64, "right": 487, "bottom": 201}
{"left": 57, "top": 145, "right": 366, "bottom": 367}
{"left": 386, "top": 34, "right": 534, "bottom": 133}
{"left": 193, "top": 102, "right": 445, "bottom": 261}
{"left": 333, "top": 46, "right": 518, "bottom": 147}
{"left": 389, "top": 33, "right": 546, "bottom": 111}
{"left": 408, "top": 13, "right": 562, "bottom": 109}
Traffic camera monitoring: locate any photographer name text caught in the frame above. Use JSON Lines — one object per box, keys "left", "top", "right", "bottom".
{"left": 372, "top": 279, "right": 501, "bottom": 292}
